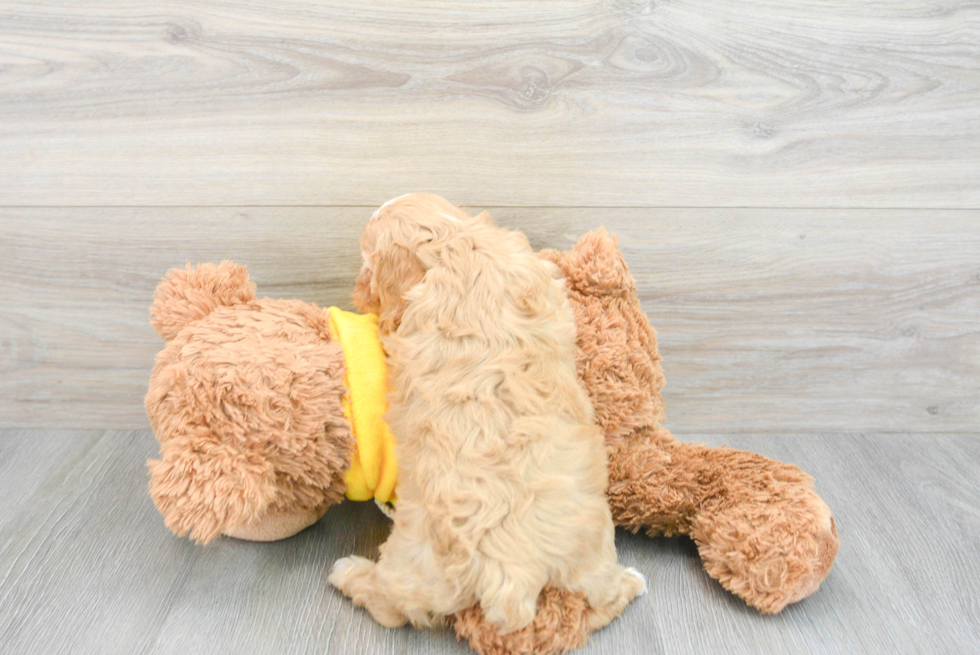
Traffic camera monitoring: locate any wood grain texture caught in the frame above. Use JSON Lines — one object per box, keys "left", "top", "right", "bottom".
{"left": 0, "top": 429, "right": 81, "bottom": 531}
{"left": 1, "top": 1, "right": 978, "bottom": 207}
{"left": 1, "top": 430, "right": 977, "bottom": 654}
{"left": 2, "top": 207, "right": 977, "bottom": 432}
{"left": 0, "top": 430, "right": 202, "bottom": 655}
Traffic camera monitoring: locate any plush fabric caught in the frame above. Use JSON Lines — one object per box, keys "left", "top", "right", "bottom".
{"left": 450, "top": 588, "right": 591, "bottom": 655}
{"left": 607, "top": 427, "right": 838, "bottom": 613}
{"left": 326, "top": 307, "right": 398, "bottom": 504}
{"left": 145, "top": 262, "right": 354, "bottom": 544}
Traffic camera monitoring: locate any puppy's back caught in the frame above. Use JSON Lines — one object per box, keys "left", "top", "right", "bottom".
{"left": 387, "top": 218, "right": 603, "bottom": 541}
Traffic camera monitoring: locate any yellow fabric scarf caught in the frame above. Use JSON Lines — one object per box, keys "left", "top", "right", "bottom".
{"left": 326, "top": 307, "right": 397, "bottom": 504}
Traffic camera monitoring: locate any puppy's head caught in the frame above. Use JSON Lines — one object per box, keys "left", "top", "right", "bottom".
{"left": 355, "top": 193, "right": 484, "bottom": 333}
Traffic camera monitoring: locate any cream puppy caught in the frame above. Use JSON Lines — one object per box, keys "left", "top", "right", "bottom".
{"left": 330, "top": 194, "right": 645, "bottom": 634}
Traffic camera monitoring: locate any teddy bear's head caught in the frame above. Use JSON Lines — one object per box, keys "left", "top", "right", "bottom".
{"left": 145, "top": 261, "right": 353, "bottom": 544}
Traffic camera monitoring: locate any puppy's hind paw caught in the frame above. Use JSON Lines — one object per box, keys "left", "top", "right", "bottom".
{"left": 328, "top": 555, "right": 373, "bottom": 594}
{"left": 625, "top": 567, "right": 648, "bottom": 597}
{"left": 329, "top": 557, "right": 353, "bottom": 582}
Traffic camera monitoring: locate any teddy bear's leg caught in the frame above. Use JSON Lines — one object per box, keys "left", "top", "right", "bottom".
{"left": 608, "top": 426, "right": 839, "bottom": 614}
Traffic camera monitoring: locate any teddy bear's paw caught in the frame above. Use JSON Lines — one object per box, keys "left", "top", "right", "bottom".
{"left": 693, "top": 486, "right": 839, "bottom": 614}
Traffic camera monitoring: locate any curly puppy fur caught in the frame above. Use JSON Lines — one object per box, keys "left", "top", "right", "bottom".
{"left": 329, "top": 194, "right": 645, "bottom": 634}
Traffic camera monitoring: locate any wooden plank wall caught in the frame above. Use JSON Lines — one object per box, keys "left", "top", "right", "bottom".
{"left": 1, "top": 1, "right": 978, "bottom": 433}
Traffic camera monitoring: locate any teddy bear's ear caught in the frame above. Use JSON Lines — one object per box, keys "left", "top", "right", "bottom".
{"left": 546, "top": 228, "right": 636, "bottom": 297}
{"left": 543, "top": 229, "right": 666, "bottom": 439}
{"left": 150, "top": 261, "right": 256, "bottom": 340}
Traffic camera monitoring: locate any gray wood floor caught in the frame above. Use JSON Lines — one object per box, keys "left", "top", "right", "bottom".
{"left": 1, "top": 430, "right": 977, "bottom": 655}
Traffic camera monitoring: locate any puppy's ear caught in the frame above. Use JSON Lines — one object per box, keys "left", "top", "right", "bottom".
{"left": 473, "top": 211, "right": 495, "bottom": 226}
{"left": 375, "top": 243, "right": 425, "bottom": 334}
{"left": 352, "top": 264, "right": 378, "bottom": 315}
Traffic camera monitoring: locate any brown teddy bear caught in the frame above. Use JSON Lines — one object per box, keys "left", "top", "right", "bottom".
{"left": 146, "top": 229, "right": 838, "bottom": 655}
